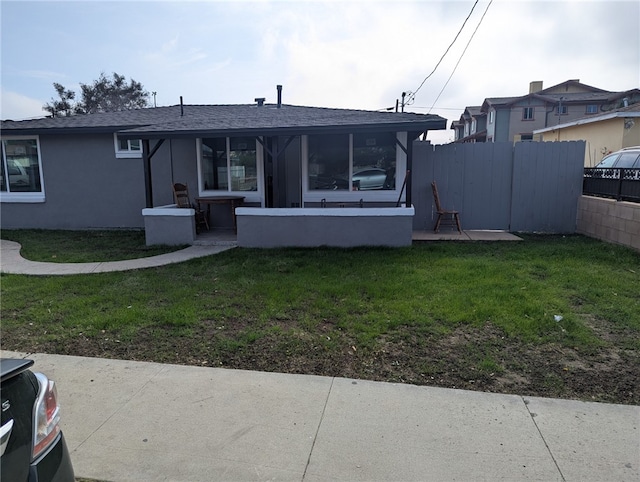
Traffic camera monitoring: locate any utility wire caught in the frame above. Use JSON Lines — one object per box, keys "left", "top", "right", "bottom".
{"left": 406, "top": 0, "right": 479, "bottom": 105}
{"left": 427, "top": 0, "right": 493, "bottom": 114}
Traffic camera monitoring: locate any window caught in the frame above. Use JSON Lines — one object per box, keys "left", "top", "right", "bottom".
{"left": 1, "top": 137, "right": 44, "bottom": 201}
{"left": 586, "top": 104, "right": 598, "bottom": 114}
{"left": 114, "top": 134, "right": 142, "bottom": 158}
{"left": 556, "top": 105, "right": 568, "bottom": 115}
{"left": 352, "top": 133, "right": 396, "bottom": 190}
{"left": 523, "top": 107, "right": 534, "bottom": 120}
{"left": 201, "top": 137, "right": 258, "bottom": 193}
{"left": 307, "top": 133, "right": 397, "bottom": 192}
{"left": 489, "top": 110, "right": 495, "bottom": 124}
{"left": 308, "top": 134, "right": 349, "bottom": 190}
{"left": 471, "top": 119, "right": 477, "bottom": 134}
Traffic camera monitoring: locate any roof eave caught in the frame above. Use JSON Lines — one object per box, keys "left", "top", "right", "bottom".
{"left": 117, "top": 120, "right": 448, "bottom": 140}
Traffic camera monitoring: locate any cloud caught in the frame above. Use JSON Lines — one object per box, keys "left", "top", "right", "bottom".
{"left": 1, "top": 89, "right": 47, "bottom": 120}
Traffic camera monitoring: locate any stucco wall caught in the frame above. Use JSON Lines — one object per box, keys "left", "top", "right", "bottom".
{"left": 1, "top": 133, "right": 146, "bottom": 229}
{"left": 576, "top": 195, "right": 640, "bottom": 252}
{"left": 0, "top": 134, "right": 201, "bottom": 230}
{"left": 540, "top": 118, "right": 625, "bottom": 167}
{"left": 236, "top": 207, "right": 414, "bottom": 248}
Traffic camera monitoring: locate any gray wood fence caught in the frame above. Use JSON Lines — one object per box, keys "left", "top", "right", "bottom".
{"left": 412, "top": 141, "right": 586, "bottom": 233}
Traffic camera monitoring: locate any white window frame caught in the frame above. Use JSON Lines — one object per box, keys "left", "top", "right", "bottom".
{"left": 196, "top": 137, "right": 264, "bottom": 205}
{"left": 0, "top": 135, "right": 46, "bottom": 203}
{"left": 302, "top": 132, "right": 407, "bottom": 204}
{"left": 489, "top": 110, "right": 495, "bottom": 124}
{"left": 586, "top": 104, "right": 598, "bottom": 114}
{"left": 114, "top": 133, "right": 142, "bottom": 158}
{"left": 471, "top": 119, "right": 477, "bottom": 134}
{"left": 523, "top": 107, "right": 534, "bottom": 120}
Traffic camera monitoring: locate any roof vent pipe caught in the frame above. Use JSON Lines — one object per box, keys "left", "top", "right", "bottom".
{"left": 277, "top": 85, "right": 282, "bottom": 109}
{"left": 180, "top": 96, "right": 184, "bottom": 116}
{"left": 255, "top": 97, "right": 265, "bottom": 107}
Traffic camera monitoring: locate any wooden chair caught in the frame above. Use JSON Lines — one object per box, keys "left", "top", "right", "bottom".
{"left": 431, "top": 181, "right": 462, "bottom": 233}
{"left": 172, "top": 182, "right": 209, "bottom": 233}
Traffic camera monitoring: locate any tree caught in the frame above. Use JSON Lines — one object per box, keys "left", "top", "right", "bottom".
{"left": 43, "top": 72, "right": 149, "bottom": 117}
{"left": 43, "top": 83, "right": 76, "bottom": 117}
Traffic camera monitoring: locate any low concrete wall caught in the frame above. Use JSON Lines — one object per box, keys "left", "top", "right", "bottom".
{"left": 576, "top": 196, "right": 640, "bottom": 251}
{"left": 236, "top": 207, "right": 415, "bottom": 248}
{"left": 142, "top": 206, "right": 195, "bottom": 246}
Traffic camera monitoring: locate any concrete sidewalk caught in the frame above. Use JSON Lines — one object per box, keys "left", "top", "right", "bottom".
{"left": 0, "top": 239, "right": 233, "bottom": 275}
{"left": 2, "top": 351, "right": 638, "bottom": 482}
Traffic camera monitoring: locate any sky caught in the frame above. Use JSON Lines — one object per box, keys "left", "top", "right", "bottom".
{"left": 1, "top": 0, "right": 639, "bottom": 144}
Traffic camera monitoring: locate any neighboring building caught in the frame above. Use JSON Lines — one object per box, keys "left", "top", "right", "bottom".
{"left": 452, "top": 80, "right": 640, "bottom": 144}
{"left": 451, "top": 106, "right": 486, "bottom": 143}
{"left": 534, "top": 102, "right": 640, "bottom": 166}
{"left": 0, "top": 97, "right": 446, "bottom": 234}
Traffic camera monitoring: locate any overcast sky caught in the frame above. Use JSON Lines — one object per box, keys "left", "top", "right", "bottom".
{"left": 1, "top": 0, "right": 638, "bottom": 144}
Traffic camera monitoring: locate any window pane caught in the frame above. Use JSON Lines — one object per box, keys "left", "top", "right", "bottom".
{"left": 118, "top": 138, "right": 129, "bottom": 150}
{"left": 202, "top": 138, "right": 228, "bottom": 190}
{"left": 308, "top": 134, "right": 349, "bottom": 190}
{"left": 352, "top": 133, "right": 396, "bottom": 190}
{"left": 229, "top": 137, "right": 257, "bottom": 191}
{"left": 616, "top": 153, "right": 640, "bottom": 168}
{"left": 2, "top": 139, "right": 41, "bottom": 192}
{"left": 129, "top": 139, "right": 141, "bottom": 151}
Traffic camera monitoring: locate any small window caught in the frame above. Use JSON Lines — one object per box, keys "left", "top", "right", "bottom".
{"left": 489, "top": 110, "right": 495, "bottom": 124}
{"left": 586, "top": 105, "right": 598, "bottom": 114}
{"left": 471, "top": 119, "right": 477, "bottom": 133}
{"left": 523, "top": 107, "right": 534, "bottom": 120}
{"left": 114, "top": 134, "right": 142, "bottom": 158}
{"left": 556, "top": 105, "right": 568, "bottom": 115}
{"left": 520, "top": 134, "right": 533, "bottom": 141}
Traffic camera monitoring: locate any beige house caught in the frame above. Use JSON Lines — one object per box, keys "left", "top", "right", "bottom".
{"left": 452, "top": 80, "right": 639, "bottom": 145}
{"left": 534, "top": 103, "right": 640, "bottom": 166}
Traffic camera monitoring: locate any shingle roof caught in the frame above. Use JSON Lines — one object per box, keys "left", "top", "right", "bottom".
{"left": 1, "top": 104, "right": 447, "bottom": 138}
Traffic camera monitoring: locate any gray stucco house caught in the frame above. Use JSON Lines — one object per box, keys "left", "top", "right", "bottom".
{"left": 1, "top": 94, "right": 446, "bottom": 247}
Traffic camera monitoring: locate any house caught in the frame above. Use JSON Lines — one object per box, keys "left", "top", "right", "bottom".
{"left": 452, "top": 80, "right": 640, "bottom": 144}
{"left": 533, "top": 102, "right": 640, "bottom": 166}
{"left": 450, "top": 106, "right": 486, "bottom": 143}
{"left": 0, "top": 89, "right": 446, "bottom": 246}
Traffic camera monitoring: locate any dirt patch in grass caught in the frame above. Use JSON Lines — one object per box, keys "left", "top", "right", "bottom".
{"left": 7, "top": 319, "right": 637, "bottom": 405}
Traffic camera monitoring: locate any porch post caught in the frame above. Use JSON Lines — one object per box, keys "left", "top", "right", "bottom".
{"left": 142, "top": 139, "right": 153, "bottom": 208}
{"left": 406, "top": 135, "right": 413, "bottom": 208}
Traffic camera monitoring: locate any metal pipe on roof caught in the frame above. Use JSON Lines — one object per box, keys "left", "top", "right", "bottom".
{"left": 277, "top": 85, "right": 282, "bottom": 109}
{"left": 180, "top": 96, "right": 184, "bottom": 116}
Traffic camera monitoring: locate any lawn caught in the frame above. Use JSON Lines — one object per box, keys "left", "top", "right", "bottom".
{"left": 1, "top": 232, "right": 639, "bottom": 404}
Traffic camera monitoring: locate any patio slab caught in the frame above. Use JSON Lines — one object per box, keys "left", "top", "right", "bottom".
{"left": 412, "top": 230, "right": 522, "bottom": 241}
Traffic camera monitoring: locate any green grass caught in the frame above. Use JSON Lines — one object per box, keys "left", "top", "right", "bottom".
{"left": 1, "top": 229, "right": 183, "bottom": 262}
{"left": 2, "top": 233, "right": 638, "bottom": 348}
{"left": 2, "top": 232, "right": 639, "bottom": 402}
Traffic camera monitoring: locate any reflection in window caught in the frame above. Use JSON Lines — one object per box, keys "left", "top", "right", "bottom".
{"left": 308, "top": 134, "right": 349, "bottom": 190}
{"left": 1, "top": 138, "right": 43, "bottom": 193}
{"left": 229, "top": 137, "right": 257, "bottom": 191}
{"left": 202, "top": 137, "right": 257, "bottom": 192}
{"left": 352, "top": 133, "right": 396, "bottom": 190}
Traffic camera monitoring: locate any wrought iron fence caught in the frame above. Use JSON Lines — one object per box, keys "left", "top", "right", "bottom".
{"left": 583, "top": 168, "right": 640, "bottom": 202}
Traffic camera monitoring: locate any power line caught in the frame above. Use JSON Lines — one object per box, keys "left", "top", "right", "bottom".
{"left": 405, "top": 0, "right": 479, "bottom": 105}
{"left": 427, "top": 0, "right": 493, "bottom": 114}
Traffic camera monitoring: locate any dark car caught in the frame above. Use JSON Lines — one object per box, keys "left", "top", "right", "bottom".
{"left": 0, "top": 358, "right": 75, "bottom": 482}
